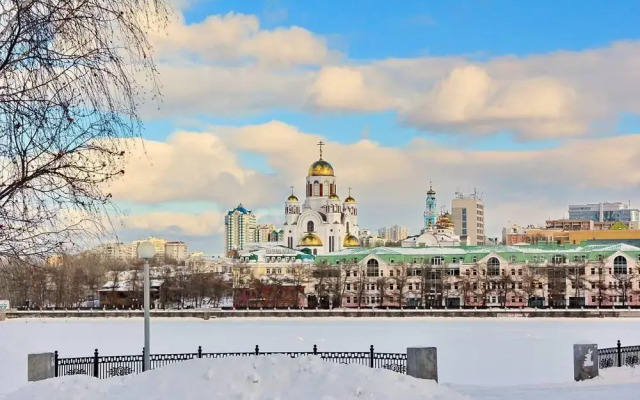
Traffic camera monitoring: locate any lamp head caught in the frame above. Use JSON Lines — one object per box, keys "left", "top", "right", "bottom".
{"left": 137, "top": 241, "right": 156, "bottom": 260}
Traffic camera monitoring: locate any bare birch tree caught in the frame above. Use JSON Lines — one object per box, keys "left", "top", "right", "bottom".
{"left": 0, "top": 0, "right": 168, "bottom": 259}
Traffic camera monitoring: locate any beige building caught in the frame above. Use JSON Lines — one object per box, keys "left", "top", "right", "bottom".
{"left": 132, "top": 237, "right": 168, "bottom": 260}
{"left": 452, "top": 191, "right": 485, "bottom": 245}
{"left": 92, "top": 242, "right": 133, "bottom": 261}
{"left": 378, "top": 225, "right": 409, "bottom": 242}
{"left": 165, "top": 241, "right": 188, "bottom": 262}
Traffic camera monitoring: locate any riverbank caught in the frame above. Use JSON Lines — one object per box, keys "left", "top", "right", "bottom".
{"left": 2, "top": 308, "right": 640, "bottom": 319}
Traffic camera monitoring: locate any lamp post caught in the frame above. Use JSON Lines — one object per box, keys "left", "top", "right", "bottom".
{"left": 137, "top": 241, "right": 156, "bottom": 372}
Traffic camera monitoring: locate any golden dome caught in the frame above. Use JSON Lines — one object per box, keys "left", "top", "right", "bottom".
{"left": 298, "top": 233, "right": 323, "bottom": 247}
{"left": 343, "top": 234, "right": 360, "bottom": 247}
{"left": 329, "top": 194, "right": 340, "bottom": 201}
{"left": 287, "top": 194, "right": 299, "bottom": 201}
{"left": 344, "top": 196, "right": 356, "bottom": 203}
{"left": 308, "top": 160, "right": 334, "bottom": 176}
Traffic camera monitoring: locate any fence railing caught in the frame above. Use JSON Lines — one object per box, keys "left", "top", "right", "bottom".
{"left": 597, "top": 340, "right": 640, "bottom": 369}
{"left": 55, "top": 345, "right": 407, "bottom": 379}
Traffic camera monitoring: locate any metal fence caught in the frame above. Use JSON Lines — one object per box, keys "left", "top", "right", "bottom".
{"left": 597, "top": 340, "right": 640, "bottom": 369}
{"left": 55, "top": 345, "right": 407, "bottom": 379}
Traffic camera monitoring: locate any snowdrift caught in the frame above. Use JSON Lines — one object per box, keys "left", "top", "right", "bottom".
{"left": 0, "top": 355, "right": 468, "bottom": 400}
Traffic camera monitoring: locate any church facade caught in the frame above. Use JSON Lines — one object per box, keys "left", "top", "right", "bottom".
{"left": 283, "top": 142, "right": 360, "bottom": 255}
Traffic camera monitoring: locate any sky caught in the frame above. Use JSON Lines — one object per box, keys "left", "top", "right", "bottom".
{"left": 107, "top": 0, "right": 640, "bottom": 252}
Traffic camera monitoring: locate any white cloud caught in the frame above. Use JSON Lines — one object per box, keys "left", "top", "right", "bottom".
{"left": 121, "top": 211, "right": 225, "bottom": 236}
{"left": 151, "top": 12, "right": 335, "bottom": 67}
{"left": 108, "top": 121, "right": 640, "bottom": 242}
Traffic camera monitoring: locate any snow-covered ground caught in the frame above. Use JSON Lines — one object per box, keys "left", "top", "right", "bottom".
{"left": 1, "top": 318, "right": 639, "bottom": 396}
{"left": 2, "top": 354, "right": 639, "bottom": 400}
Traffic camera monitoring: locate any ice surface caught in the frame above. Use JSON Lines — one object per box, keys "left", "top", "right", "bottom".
{"left": 1, "top": 317, "right": 639, "bottom": 396}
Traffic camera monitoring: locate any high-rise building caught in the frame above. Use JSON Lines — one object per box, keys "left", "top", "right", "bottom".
{"left": 225, "top": 203, "right": 257, "bottom": 254}
{"left": 378, "top": 225, "right": 409, "bottom": 242}
{"left": 452, "top": 190, "right": 485, "bottom": 245}
{"left": 92, "top": 242, "right": 133, "bottom": 261}
{"left": 568, "top": 202, "right": 640, "bottom": 228}
{"left": 165, "top": 241, "right": 188, "bottom": 262}
{"left": 424, "top": 183, "right": 437, "bottom": 229}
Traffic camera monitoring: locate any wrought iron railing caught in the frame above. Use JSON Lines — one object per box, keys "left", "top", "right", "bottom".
{"left": 55, "top": 345, "right": 407, "bottom": 379}
{"left": 598, "top": 340, "right": 640, "bottom": 369}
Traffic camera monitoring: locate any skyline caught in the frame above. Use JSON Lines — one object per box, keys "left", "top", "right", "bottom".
{"left": 107, "top": 0, "right": 640, "bottom": 252}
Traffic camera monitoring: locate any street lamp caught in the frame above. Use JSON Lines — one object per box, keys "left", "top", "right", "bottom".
{"left": 137, "top": 241, "right": 156, "bottom": 372}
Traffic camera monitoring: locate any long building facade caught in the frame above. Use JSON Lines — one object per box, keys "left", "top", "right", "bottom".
{"left": 232, "top": 243, "right": 640, "bottom": 309}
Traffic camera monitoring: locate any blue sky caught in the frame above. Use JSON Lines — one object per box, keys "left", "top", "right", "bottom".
{"left": 111, "top": 0, "right": 640, "bottom": 252}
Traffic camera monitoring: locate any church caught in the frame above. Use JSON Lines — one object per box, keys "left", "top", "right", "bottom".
{"left": 283, "top": 142, "right": 360, "bottom": 255}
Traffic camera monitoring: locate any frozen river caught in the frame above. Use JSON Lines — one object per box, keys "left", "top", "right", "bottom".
{"left": 1, "top": 317, "right": 638, "bottom": 394}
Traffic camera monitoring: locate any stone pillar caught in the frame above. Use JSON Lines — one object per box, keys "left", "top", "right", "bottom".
{"left": 28, "top": 353, "right": 56, "bottom": 382}
{"left": 406, "top": 347, "right": 438, "bottom": 382}
{"left": 573, "top": 344, "right": 598, "bottom": 381}
{"left": 0, "top": 311, "right": 6, "bottom": 321}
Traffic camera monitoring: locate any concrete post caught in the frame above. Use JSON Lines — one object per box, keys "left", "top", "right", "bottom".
{"left": 0, "top": 311, "right": 6, "bottom": 321}
{"left": 406, "top": 347, "right": 438, "bottom": 382}
{"left": 28, "top": 353, "right": 56, "bottom": 382}
{"left": 573, "top": 344, "right": 598, "bottom": 381}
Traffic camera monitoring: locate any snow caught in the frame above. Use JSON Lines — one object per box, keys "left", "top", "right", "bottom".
{"left": 0, "top": 355, "right": 467, "bottom": 400}
{"left": 2, "top": 356, "right": 640, "bottom": 400}
{"left": 1, "top": 317, "right": 640, "bottom": 397}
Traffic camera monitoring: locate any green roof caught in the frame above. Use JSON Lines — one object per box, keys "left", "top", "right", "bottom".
{"left": 314, "top": 243, "right": 640, "bottom": 265}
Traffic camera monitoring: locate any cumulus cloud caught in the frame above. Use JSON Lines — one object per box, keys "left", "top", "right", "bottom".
{"left": 150, "top": 12, "right": 335, "bottom": 67}
{"left": 145, "top": 12, "right": 640, "bottom": 140}
{"left": 121, "top": 211, "right": 225, "bottom": 236}
{"left": 107, "top": 121, "right": 640, "bottom": 241}
{"left": 309, "top": 66, "right": 393, "bottom": 111}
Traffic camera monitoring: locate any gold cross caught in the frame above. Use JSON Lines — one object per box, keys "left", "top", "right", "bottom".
{"left": 317, "top": 140, "right": 325, "bottom": 160}
{"left": 348, "top": 187, "right": 352, "bottom": 196}
{"left": 290, "top": 186, "right": 294, "bottom": 195}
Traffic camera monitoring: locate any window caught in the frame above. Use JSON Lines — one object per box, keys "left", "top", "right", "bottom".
{"left": 590, "top": 267, "right": 595, "bottom": 275}
{"left": 552, "top": 255, "right": 566, "bottom": 264}
{"left": 347, "top": 297, "right": 351, "bottom": 304}
{"left": 313, "top": 181, "right": 320, "bottom": 196}
{"left": 390, "top": 270, "right": 394, "bottom": 277}
{"left": 472, "top": 256, "right": 478, "bottom": 263}
{"left": 591, "top": 296, "right": 596, "bottom": 303}
{"left": 367, "top": 259, "right": 379, "bottom": 277}
{"left": 452, "top": 258, "right": 457, "bottom": 263}
{"left": 532, "top": 256, "right": 538, "bottom": 262}
{"left": 432, "top": 256, "right": 444, "bottom": 265}
{"left": 511, "top": 269, "right": 516, "bottom": 276}
{"left": 510, "top": 255, "right": 516, "bottom": 262}
{"left": 390, "top": 259, "right": 395, "bottom": 264}
{"left": 487, "top": 257, "right": 500, "bottom": 276}
{"left": 613, "top": 256, "right": 628, "bottom": 275}
{"left": 346, "top": 283, "right": 351, "bottom": 291}
{"left": 597, "top": 254, "right": 603, "bottom": 261}
{"left": 472, "top": 269, "right": 478, "bottom": 276}
{"left": 307, "top": 221, "right": 314, "bottom": 233}
{"left": 408, "top": 284, "right": 413, "bottom": 291}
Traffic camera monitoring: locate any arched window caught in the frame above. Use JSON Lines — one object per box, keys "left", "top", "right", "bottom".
{"left": 313, "top": 181, "right": 320, "bottom": 196}
{"left": 346, "top": 222, "right": 350, "bottom": 233}
{"left": 367, "top": 258, "right": 379, "bottom": 277}
{"left": 614, "top": 256, "right": 628, "bottom": 275}
{"left": 487, "top": 257, "right": 500, "bottom": 276}
{"left": 307, "top": 221, "right": 315, "bottom": 233}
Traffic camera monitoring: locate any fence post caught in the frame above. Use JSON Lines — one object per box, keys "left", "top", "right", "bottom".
{"left": 573, "top": 343, "right": 598, "bottom": 381}
{"left": 406, "top": 347, "right": 438, "bottom": 382}
{"left": 313, "top": 344, "right": 317, "bottom": 355}
{"left": 369, "top": 345, "right": 374, "bottom": 368}
{"left": 142, "top": 347, "right": 146, "bottom": 372}
{"left": 198, "top": 346, "right": 202, "bottom": 359}
{"left": 93, "top": 349, "right": 99, "bottom": 378}
{"left": 27, "top": 353, "right": 56, "bottom": 382}
{"left": 255, "top": 345, "right": 259, "bottom": 355}
{"left": 617, "top": 340, "right": 622, "bottom": 367}
{"left": 54, "top": 351, "right": 58, "bottom": 378}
